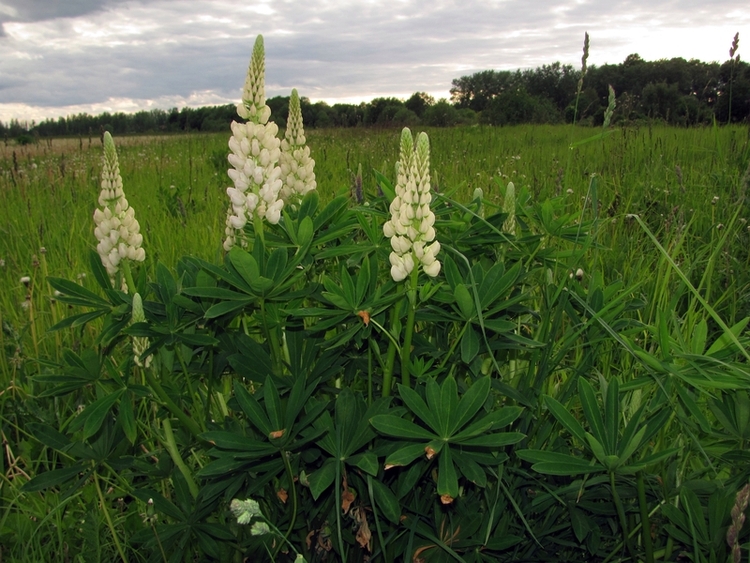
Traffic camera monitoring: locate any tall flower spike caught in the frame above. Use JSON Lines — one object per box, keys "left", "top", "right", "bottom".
{"left": 279, "top": 88, "right": 316, "bottom": 204}
{"left": 93, "top": 132, "right": 145, "bottom": 289}
{"left": 224, "top": 35, "right": 284, "bottom": 251}
{"left": 383, "top": 128, "right": 440, "bottom": 282}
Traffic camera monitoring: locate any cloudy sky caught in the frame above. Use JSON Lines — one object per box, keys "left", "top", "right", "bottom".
{"left": 0, "top": 0, "right": 748, "bottom": 123}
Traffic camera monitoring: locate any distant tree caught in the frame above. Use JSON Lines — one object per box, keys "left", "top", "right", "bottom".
{"left": 450, "top": 70, "right": 519, "bottom": 112}
{"left": 404, "top": 92, "right": 435, "bottom": 117}
{"left": 423, "top": 100, "right": 460, "bottom": 127}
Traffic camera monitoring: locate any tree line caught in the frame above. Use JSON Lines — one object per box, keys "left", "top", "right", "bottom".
{"left": 2, "top": 53, "right": 748, "bottom": 141}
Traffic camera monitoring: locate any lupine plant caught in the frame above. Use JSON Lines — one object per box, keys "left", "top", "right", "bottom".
{"left": 15, "top": 33, "right": 750, "bottom": 563}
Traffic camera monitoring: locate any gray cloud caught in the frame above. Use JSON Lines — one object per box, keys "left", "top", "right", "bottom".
{"left": 0, "top": 0, "right": 748, "bottom": 121}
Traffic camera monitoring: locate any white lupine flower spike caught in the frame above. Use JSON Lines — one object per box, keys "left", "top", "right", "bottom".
{"left": 279, "top": 88, "right": 316, "bottom": 204}
{"left": 224, "top": 35, "right": 284, "bottom": 251}
{"left": 383, "top": 128, "right": 441, "bottom": 282}
{"left": 94, "top": 131, "right": 145, "bottom": 290}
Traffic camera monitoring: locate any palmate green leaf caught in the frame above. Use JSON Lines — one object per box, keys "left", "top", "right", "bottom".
{"left": 201, "top": 431, "right": 277, "bottom": 456}
{"left": 450, "top": 377, "right": 491, "bottom": 436}
{"left": 604, "top": 378, "right": 619, "bottom": 453}
{"left": 227, "top": 247, "right": 259, "bottom": 289}
{"left": 452, "top": 453, "right": 486, "bottom": 486}
{"left": 70, "top": 388, "right": 125, "bottom": 440}
{"left": 455, "top": 432, "right": 524, "bottom": 448}
{"left": 309, "top": 458, "right": 337, "bottom": 501}
{"left": 578, "top": 378, "right": 608, "bottom": 453}
{"left": 118, "top": 397, "right": 137, "bottom": 444}
{"left": 349, "top": 452, "right": 378, "bottom": 476}
{"left": 517, "top": 449, "right": 605, "bottom": 475}
{"left": 265, "top": 247, "right": 288, "bottom": 283}
{"left": 181, "top": 286, "right": 252, "bottom": 300}
{"left": 28, "top": 422, "right": 72, "bottom": 451}
{"left": 454, "top": 284, "right": 475, "bottom": 320}
{"left": 383, "top": 443, "right": 426, "bottom": 468}
{"left": 437, "top": 444, "right": 459, "bottom": 501}
{"left": 619, "top": 447, "right": 679, "bottom": 474}
{"left": 370, "top": 477, "right": 401, "bottom": 524}
{"left": 133, "top": 489, "right": 186, "bottom": 522}
{"left": 48, "top": 309, "right": 109, "bottom": 332}
{"left": 204, "top": 298, "right": 253, "bottom": 319}
{"left": 233, "top": 380, "right": 272, "bottom": 437}
{"left": 461, "top": 325, "right": 480, "bottom": 364}
{"left": 22, "top": 464, "right": 86, "bottom": 492}
{"left": 262, "top": 376, "right": 283, "bottom": 435}
{"left": 397, "top": 385, "right": 440, "bottom": 434}
{"left": 585, "top": 432, "right": 607, "bottom": 465}
{"left": 48, "top": 277, "right": 111, "bottom": 308}
{"left": 439, "top": 376, "right": 459, "bottom": 437}
{"left": 543, "top": 395, "right": 587, "bottom": 444}
{"left": 370, "top": 415, "right": 436, "bottom": 441}
{"left": 616, "top": 425, "right": 647, "bottom": 467}
{"left": 452, "top": 406, "right": 522, "bottom": 441}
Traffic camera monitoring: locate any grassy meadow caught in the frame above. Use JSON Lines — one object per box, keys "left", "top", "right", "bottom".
{"left": 2, "top": 123, "right": 750, "bottom": 562}
{"left": 3, "top": 125, "right": 750, "bottom": 356}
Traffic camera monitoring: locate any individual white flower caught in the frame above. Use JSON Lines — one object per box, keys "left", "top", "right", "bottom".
{"left": 224, "top": 35, "right": 284, "bottom": 250}
{"left": 279, "top": 89, "right": 316, "bottom": 205}
{"left": 383, "top": 128, "right": 440, "bottom": 281}
{"left": 131, "top": 293, "right": 152, "bottom": 368}
{"left": 94, "top": 132, "right": 145, "bottom": 289}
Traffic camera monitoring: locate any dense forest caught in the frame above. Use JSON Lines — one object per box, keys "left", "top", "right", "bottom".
{"left": 2, "top": 53, "right": 748, "bottom": 141}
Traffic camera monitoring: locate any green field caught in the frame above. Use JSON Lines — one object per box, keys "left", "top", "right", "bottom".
{"left": 1, "top": 123, "right": 750, "bottom": 562}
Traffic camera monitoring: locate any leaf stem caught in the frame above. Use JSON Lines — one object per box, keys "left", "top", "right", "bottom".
{"left": 401, "top": 266, "right": 419, "bottom": 389}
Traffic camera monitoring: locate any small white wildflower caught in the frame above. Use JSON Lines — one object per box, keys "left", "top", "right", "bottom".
{"left": 383, "top": 128, "right": 440, "bottom": 281}
{"left": 566, "top": 188, "right": 574, "bottom": 195}
{"left": 20, "top": 275, "right": 30, "bottom": 286}
{"left": 712, "top": 196, "right": 719, "bottom": 205}
{"left": 0, "top": 258, "right": 5, "bottom": 267}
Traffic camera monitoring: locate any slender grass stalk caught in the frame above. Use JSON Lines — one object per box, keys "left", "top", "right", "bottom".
{"left": 161, "top": 418, "right": 198, "bottom": 499}
{"left": 93, "top": 470, "right": 128, "bottom": 563}
{"left": 274, "top": 451, "right": 298, "bottom": 559}
{"left": 637, "top": 471, "right": 655, "bottom": 563}
{"left": 609, "top": 471, "right": 634, "bottom": 560}
{"left": 142, "top": 367, "right": 203, "bottom": 440}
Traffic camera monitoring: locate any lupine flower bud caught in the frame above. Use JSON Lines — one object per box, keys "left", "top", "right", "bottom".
{"left": 383, "top": 128, "right": 440, "bottom": 281}
{"left": 94, "top": 132, "right": 145, "bottom": 288}
{"left": 131, "top": 293, "right": 152, "bottom": 368}
{"left": 279, "top": 89, "right": 316, "bottom": 204}
{"left": 224, "top": 35, "right": 284, "bottom": 251}
{"left": 503, "top": 181, "right": 516, "bottom": 234}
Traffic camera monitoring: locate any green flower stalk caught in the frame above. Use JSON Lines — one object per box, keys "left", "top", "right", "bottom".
{"left": 224, "top": 35, "right": 283, "bottom": 251}
{"left": 93, "top": 132, "right": 145, "bottom": 290}
{"left": 383, "top": 128, "right": 440, "bottom": 282}
{"left": 131, "top": 293, "right": 151, "bottom": 368}
{"left": 502, "top": 181, "right": 516, "bottom": 234}
{"left": 279, "top": 88, "right": 316, "bottom": 204}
